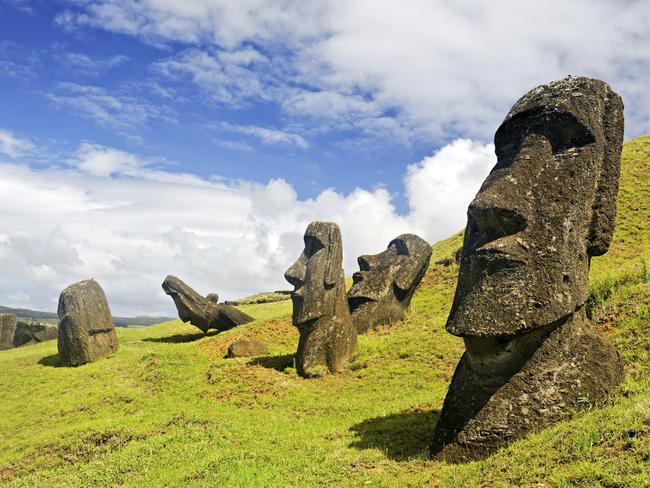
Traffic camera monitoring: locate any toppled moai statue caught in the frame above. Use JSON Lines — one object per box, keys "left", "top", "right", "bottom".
{"left": 57, "top": 279, "right": 119, "bottom": 366}
{"left": 285, "top": 221, "right": 357, "bottom": 376}
{"left": 431, "top": 76, "right": 625, "bottom": 462}
{"left": 161, "top": 275, "right": 254, "bottom": 333}
{"left": 13, "top": 321, "right": 58, "bottom": 347}
{"left": 348, "top": 234, "right": 431, "bottom": 333}
{"left": 0, "top": 314, "right": 17, "bottom": 350}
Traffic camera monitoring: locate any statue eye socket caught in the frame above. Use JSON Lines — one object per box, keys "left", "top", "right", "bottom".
{"left": 304, "top": 236, "right": 325, "bottom": 258}
{"left": 388, "top": 239, "right": 409, "bottom": 256}
{"left": 494, "top": 108, "right": 595, "bottom": 169}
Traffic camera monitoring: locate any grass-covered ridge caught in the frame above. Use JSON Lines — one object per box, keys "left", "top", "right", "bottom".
{"left": 0, "top": 136, "right": 648, "bottom": 487}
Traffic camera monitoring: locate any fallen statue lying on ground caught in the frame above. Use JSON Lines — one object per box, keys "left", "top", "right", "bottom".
{"left": 431, "top": 76, "right": 625, "bottom": 462}
{"left": 162, "top": 275, "right": 254, "bottom": 333}
{"left": 348, "top": 233, "right": 431, "bottom": 333}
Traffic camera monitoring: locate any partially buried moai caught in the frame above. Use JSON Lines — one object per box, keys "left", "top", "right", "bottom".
{"left": 348, "top": 234, "right": 431, "bottom": 333}
{"left": 162, "top": 275, "right": 254, "bottom": 333}
{"left": 285, "top": 221, "right": 357, "bottom": 377}
{"left": 57, "top": 279, "right": 119, "bottom": 366}
{"left": 431, "top": 76, "right": 625, "bottom": 462}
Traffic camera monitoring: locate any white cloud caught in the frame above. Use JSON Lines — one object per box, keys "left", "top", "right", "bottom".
{"left": 0, "top": 128, "right": 34, "bottom": 158}
{"left": 220, "top": 122, "right": 309, "bottom": 149}
{"left": 62, "top": 52, "right": 129, "bottom": 76}
{"left": 47, "top": 82, "right": 175, "bottom": 133}
{"left": 0, "top": 138, "right": 494, "bottom": 316}
{"left": 56, "top": 0, "right": 650, "bottom": 139}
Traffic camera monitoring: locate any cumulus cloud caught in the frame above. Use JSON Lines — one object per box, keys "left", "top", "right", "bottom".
{"left": 0, "top": 128, "right": 35, "bottom": 158}
{"left": 56, "top": 0, "right": 650, "bottom": 139}
{"left": 0, "top": 137, "right": 494, "bottom": 316}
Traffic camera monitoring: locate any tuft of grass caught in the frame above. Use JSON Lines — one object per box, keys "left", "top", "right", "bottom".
{"left": 0, "top": 135, "right": 648, "bottom": 487}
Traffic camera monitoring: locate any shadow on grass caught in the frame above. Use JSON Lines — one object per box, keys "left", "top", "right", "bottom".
{"left": 142, "top": 330, "right": 219, "bottom": 344}
{"left": 38, "top": 354, "right": 64, "bottom": 368}
{"left": 349, "top": 408, "right": 441, "bottom": 461}
{"left": 248, "top": 354, "right": 295, "bottom": 372}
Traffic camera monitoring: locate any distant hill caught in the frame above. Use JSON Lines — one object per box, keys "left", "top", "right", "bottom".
{"left": 0, "top": 305, "right": 174, "bottom": 328}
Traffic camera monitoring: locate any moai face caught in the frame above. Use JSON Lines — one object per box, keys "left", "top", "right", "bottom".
{"left": 348, "top": 234, "right": 431, "bottom": 332}
{"left": 285, "top": 221, "right": 343, "bottom": 325}
{"left": 447, "top": 77, "right": 624, "bottom": 341}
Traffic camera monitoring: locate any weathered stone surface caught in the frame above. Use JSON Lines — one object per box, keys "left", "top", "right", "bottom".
{"left": 57, "top": 279, "right": 118, "bottom": 366}
{"left": 432, "top": 76, "right": 625, "bottom": 462}
{"left": 162, "top": 275, "right": 254, "bottom": 333}
{"left": 0, "top": 314, "right": 17, "bottom": 350}
{"left": 227, "top": 338, "right": 268, "bottom": 358}
{"left": 285, "top": 221, "right": 357, "bottom": 376}
{"left": 348, "top": 234, "right": 431, "bottom": 333}
{"left": 13, "top": 321, "right": 58, "bottom": 347}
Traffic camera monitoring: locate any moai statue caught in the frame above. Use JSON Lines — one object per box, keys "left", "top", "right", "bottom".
{"left": 162, "top": 275, "right": 254, "bottom": 333}
{"left": 285, "top": 221, "right": 357, "bottom": 377}
{"left": 431, "top": 76, "right": 625, "bottom": 462}
{"left": 57, "top": 279, "right": 119, "bottom": 366}
{"left": 348, "top": 234, "right": 431, "bottom": 333}
{"left": 0, "top": 314, "right": 17, "bottom": 350}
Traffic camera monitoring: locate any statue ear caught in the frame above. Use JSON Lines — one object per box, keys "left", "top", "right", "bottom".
{"left": 394, "top": 260, "right": 423, "bottom": 292}
{"left": 588, "top": 90, "right": 624, "bottom": 256}
{"left": 324, "top": 224, "right": 343, "bottom": 287}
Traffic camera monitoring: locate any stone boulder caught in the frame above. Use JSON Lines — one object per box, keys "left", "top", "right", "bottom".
{"left": 13, "top": 321, "right": 58, "bottom": 347}
{"left": 161, "top": 275, "right": 254, "bottom": 333}
{"left": 57, "top": 279, "right": 119, "bottom": 366}
{"left": 226, "top": 338, "right": 268, "bottom": 358}
{"left": 0, "top": 314, "right": 17, "bottom": 350}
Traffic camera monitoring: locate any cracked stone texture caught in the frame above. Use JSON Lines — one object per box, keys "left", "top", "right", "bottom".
{"left": 285, "top": 221, "right": 357, "bottom": 377}
{"left": 162, "top": 275, "right": 254, "bottom": 333}
{"left": 432, "top": 76, "right": 625, "bottom": 462}
{"left": 57, "top": 279, "right": 118, "bottom": 366}
{"left": 348, "top": 234, "right": 431, "bottom": 333}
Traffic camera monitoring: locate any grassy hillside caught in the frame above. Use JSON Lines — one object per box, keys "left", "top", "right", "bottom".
{"left": 0, "top": 136, "right": 648, "bottom": 487}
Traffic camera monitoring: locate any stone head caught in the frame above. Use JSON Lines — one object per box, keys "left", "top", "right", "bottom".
{"left": 348, "top": 234, "right": 431, "bottom": 330}
{"left": 447, "top": 76, "right": 624, "bottom": 337}
{"left": 285, "top": 221, "right": 344, "bottom": 325}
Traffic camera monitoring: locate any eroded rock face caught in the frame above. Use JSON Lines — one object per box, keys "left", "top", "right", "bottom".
{"left": 285, "top": 221, "right": 357, "bottom": 376}
{"left": 161, "top": 275, "right": 254, "bottom": 333}
{"left": 0, "top": 314, "right": 17, "bottom": 350}
{"left": 57, "top": 279, "right": 118, "bottom": 366}
{"left": 432, "top": 76, "right": 625, "bottom": 462}
{"left": 348, "top": 234, "right": 431, "bottom": 333}
{"left": 227, "top": 338, "right": 268, "bottom": 358}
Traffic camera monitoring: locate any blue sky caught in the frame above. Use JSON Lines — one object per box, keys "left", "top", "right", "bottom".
{"left": 0, "top": 1, "right": 648, "bottom": 315}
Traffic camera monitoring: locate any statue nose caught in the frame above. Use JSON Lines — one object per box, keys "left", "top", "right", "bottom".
{"left": 467, "top": 202, "right": 527, "bottom": 249}
{"left": 285, "top": 255, "right": 306, "bottom": 288}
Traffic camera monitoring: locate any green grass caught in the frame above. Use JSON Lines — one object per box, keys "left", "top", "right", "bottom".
{"left": 0, "top": 136, "right": 648, "bottom": 487}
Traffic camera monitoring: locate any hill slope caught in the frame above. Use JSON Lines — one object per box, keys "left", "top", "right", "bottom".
{"left": 0, "top": 136, "right": 648, "bottom": 487}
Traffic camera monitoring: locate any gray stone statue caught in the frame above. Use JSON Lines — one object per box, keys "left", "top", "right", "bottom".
{"left": 431, "top": 76, "right": 625, "bottom": 462}
{"left": 285, "top": 221, "right": 357, "bottom": 377}
{"left": 0, "top": 314, "right": 17, "bottom": 350}
{"left": 348, "top": 234, "right": 431, "bottom": 333}
{"left": 162, "top": 275, "right": 254, "bottom": 333}
{"left": 57, "top": 279, "right": 119, "bottom": 366}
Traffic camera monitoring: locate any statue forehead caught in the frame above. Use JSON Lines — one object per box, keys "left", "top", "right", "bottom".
{"left": 305, "top": 222, "right": 338, "bottom": 245}
{"left": 497, "top": 76, "right": 613, "bottom": 149}
{"left": 389, "top": 234, "right": 430, "bottom": 258}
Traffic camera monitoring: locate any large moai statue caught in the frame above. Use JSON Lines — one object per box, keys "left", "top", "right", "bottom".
{"left": 348, "top": 234, "right": 431, "bottom": 333}
{"left": 431, "top": 76, "right": 625, "bottom": 462}
{"left": 285, "top": 221, "right": 357, "bottom": 377}
{"left": 57, "top": 279, "right": 119, "bottom": 366}
{"left": 162, "top": 275, "right": 254, "bottom": 333}
{"left": 0, "top": 314, "right": 17, "bottom": 350}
